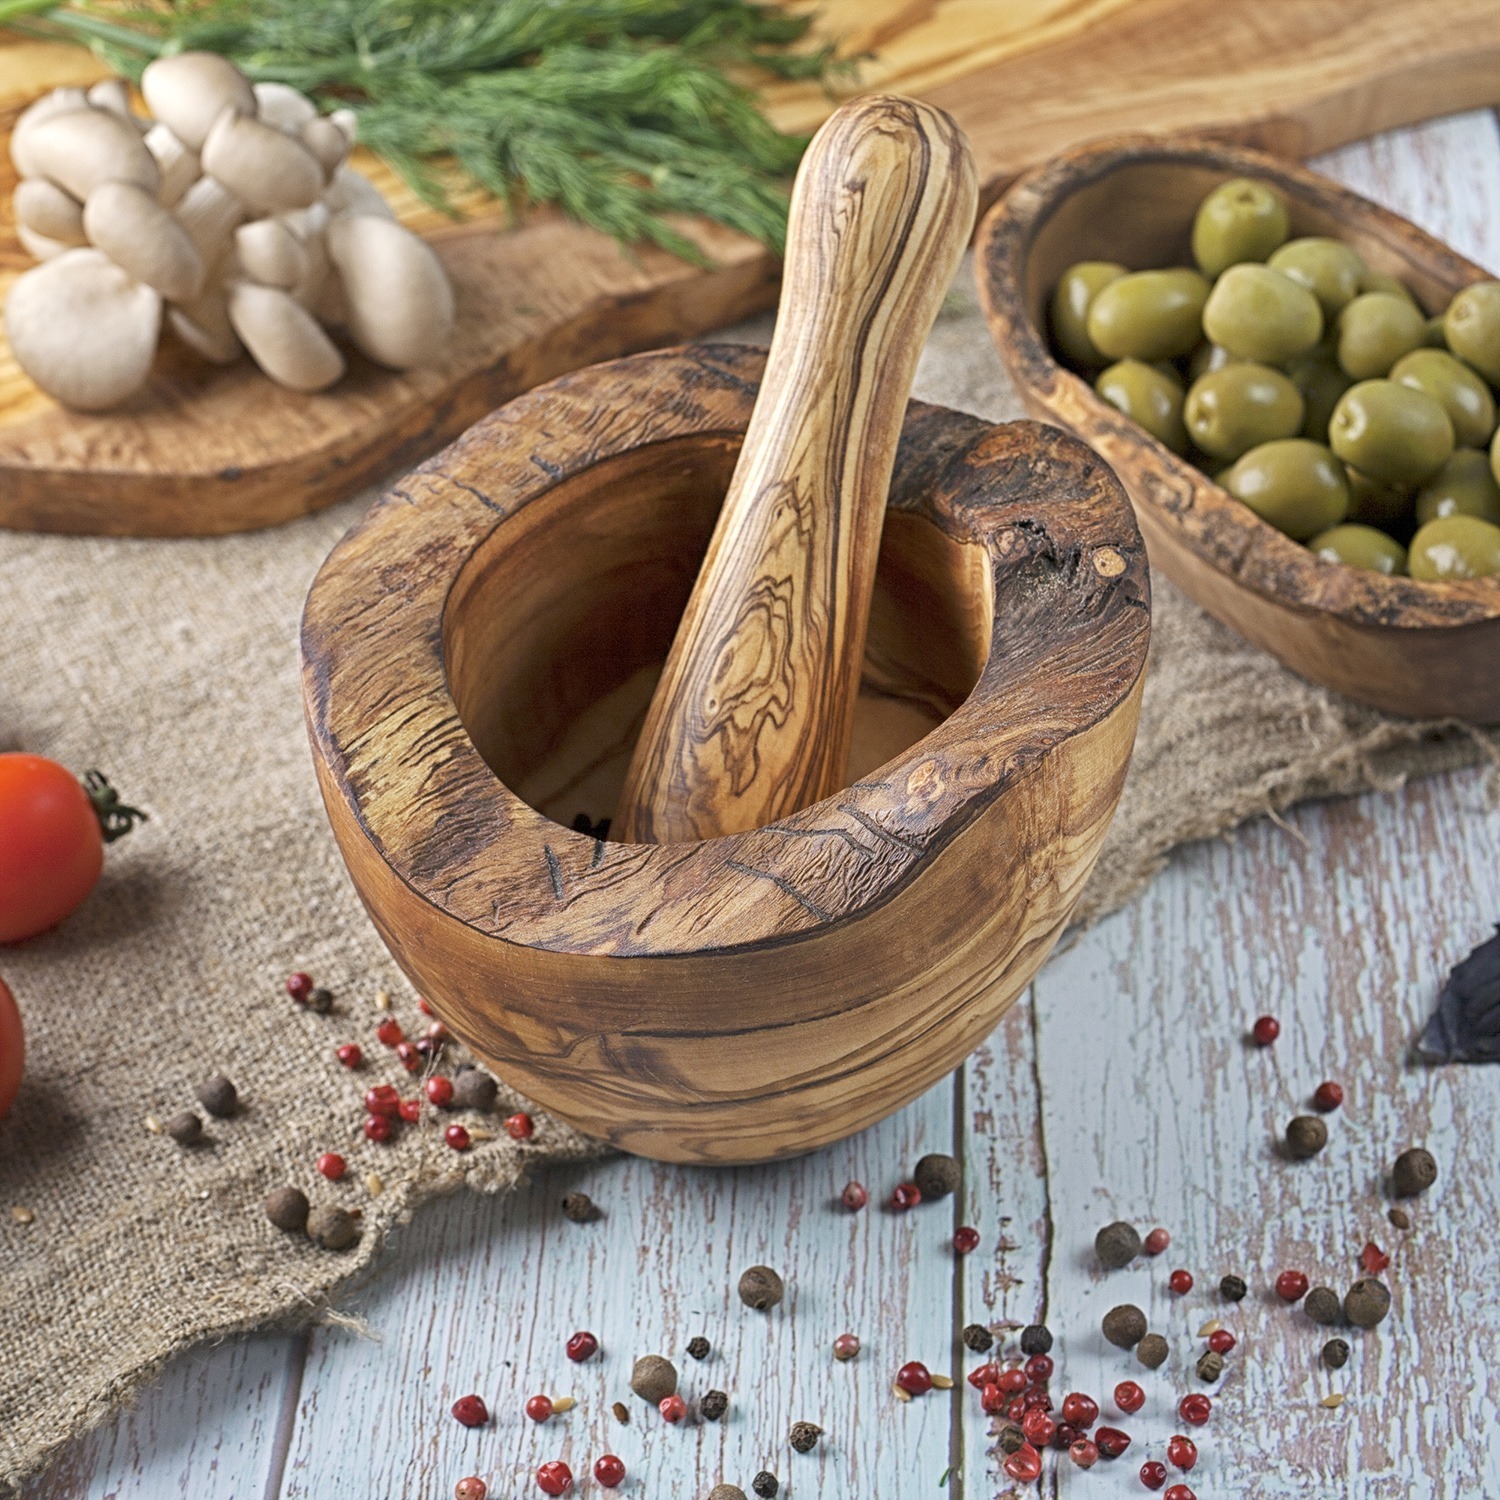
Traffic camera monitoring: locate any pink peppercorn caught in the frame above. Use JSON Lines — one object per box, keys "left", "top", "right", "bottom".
{"left": 1251, "top": 1015, "right": 1280, "bottom": 1046}
{"left": 399, "top": 1098, "right": 422, "bottom": 1123}
{"left": 593, "top": 1455, "right": 625, "bottom": 1488}
{"left": 997, "top": 1367, "right": 1028, "bottom": 1395}
{"left": 365, "top": 1084, "right": 400, "bottom": 1117}
{"left": 445, "top": 1124, "right": 471, "bottom": 1151}
{"left": 833, "top": 1332, "right": 861, "bottom": 1361}
{"left": 536, "top": 1462, "right": 572, "bottom": 1496}
{"left": 1164, "top": 1487, "right": 1196, "bottom": 1500}
{"left": 980, "top": 1382, "right": 1005, "bottom": 1415}
{"left": 1168, "top": 1268, "right": 1193, "bottom": 1294}
{"left": 1114, "top": 1380, "right": 1145, "bottom": 1414}
{"left": 658, "top": 1394, "right": 687, "bottom": 1423}
{"left": 566, "top": 1330, "right": 599, "bottom": 1362}
{"left": 1143, "top": 1226, "right": 1170, "bottom": 1255}
{"left": 455, "top": 1480, "right": 487, "bottom": 1500}
{"left": 967, "top": 1362, "right": 998, "bottom": 1389}
{"left": 286, "top": 972, "right": 313, "bottom": 1002}
{"left": 1177, "top": 1393, "right": 1211, "bottom": 1426}
{"left": 376, "top": 1017, "right": 404, "bottom": 1047}
{"left": 1140, "top": 1459, "right": 1168, "bottom": 1490}
{"left": 1006, "top": 1395, "right": 1027, "bottom": 1422}
{"left": 363, "top": 1113, "right": 393, "bottom": 1143}
{"left": 316, "top": 1152, "right": 346, "bottom": 1181}
{"left": 451, "top": 1394, "right": 489, "bottom": 1428}
{"left": 1313, "top": 1080, "right": 1344, "bottom": 1111}
{"left": 1207, "top": 1329, "right": 1236, "bottom": 1355}
{"left": 895, "top": 1361, "right": 933, "bottom": 1395}
{"left": 1167, "top": 1434, "right": 1198, "bottom": 1471}
{"left": 505, "top": 1112, "right": 534, "bottom": 1141}
{"left": 891, "top": 1182, "right": 922, "bottom": 1210}
{"left": 525, "top": 1394, "right": 554, "bottom": 1422}
{"left": 841, "top": 1180, "right": 868, "bottom": 1211}
{"left": 1023, "top": 1388, "right": 1053, "bottom": 1412}
{"left": 1071, "top": 1438, "right": 1099, "bottom": 1468}
{"left": 1021, "top": 1408, "right": 1056, "bottom": 1447}
{"left": 953, "top": 1226, "right": 981, "bottom": 1254}
{"left": 1061, "top": 1392, "right": 1099, "bottom": 1428}
{"left": 1003, "top": 1443, "right": 1041, "bottom": 1483}
{"left": 1276, "top": 1269, "right": 1310, "bottom": 1302}
{"left": 426, "top": 1075, "right": 454, "bottom": 1107}
{"left": 418, "top": 996, "right": 435, "bottom": 1016}
{"left": 1053, "top": 1422, "right": 1079, "bottom": 1450}
{"left": 1024, "top": 1353, "right": 1053, "bottom": 1384}
{"left": 335, "top": 1044, "right": 362, "bottom": 1069}
{"left": 1095, "top": 1426, "right": 1132, "bottom": 1458}
{"left": 395, "top": 1040, "right": 422, "bottom": 1073}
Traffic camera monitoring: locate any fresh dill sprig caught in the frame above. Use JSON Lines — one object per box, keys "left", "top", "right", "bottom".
{"left": 3, "top": 0, "right": 854, "bottom": 260}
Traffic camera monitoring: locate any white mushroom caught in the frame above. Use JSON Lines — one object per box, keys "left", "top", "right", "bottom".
{"left": 9, "top": 87, "right": 89, "bottom": 177}
{"left": 16, "top": 224, "right": 72, "bottom": 262}
{"left": 144, "top": 122, "right": 200, "bottom": 208}
{"left": 321, "top": 164, "right": 395, "bottom": 220}
{"left": 4, "top": 248, "right": 161, "bottom": 409}
{"left": 328, "top": 108, "right": 358, "bottom": 147}
{"left": 173, "top": 174, "right": 246, "bottom": 264}
{"left": 298, "top": 116, "right": 348, "bottom": 176}
{"left": 86, "top": 78, "right": 145, "bottom": 131}
{"left": 84, "top": 181, "right": 205, "bottom": 302}
{"left": 167, "top": 247, "right": 241, "bottom": 364}
{"left": 325, "top": 214, "right": 454, "bottom": 368}
{"left": 226, "top": 281, "right": 345, "bottom": 391}
{"left": 140, "top": 51, "right": 256, "bottom": 151}
{"left": 20, "top": 107, "right": 159, "bottom": 201}
{"left": 13, "top": 178, "right": 86, "bottom": 246}
{"left": 234, "top": 217, "right": 308, "bottom": 290}
{"left": 201, "top": 108, "right": 325, "bottom": 213}
{"left": 252, "top": 81, "right": 317, "bottom": 134}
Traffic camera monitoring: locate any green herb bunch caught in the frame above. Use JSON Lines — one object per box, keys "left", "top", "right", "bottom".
{"left": 3, "top": 0, "right": 852, "bottom": 259}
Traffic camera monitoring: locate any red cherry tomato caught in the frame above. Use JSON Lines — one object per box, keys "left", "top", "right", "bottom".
{"left": 0, "top": 977, "right": 23, "bottom": 1118}
{"left": 0, "top": 756, "right": 144, "bottom": 943}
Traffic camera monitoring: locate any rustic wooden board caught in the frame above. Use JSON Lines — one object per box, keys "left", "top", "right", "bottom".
{"left": 4, "top": 0, "right": 1500, "bottom": 535}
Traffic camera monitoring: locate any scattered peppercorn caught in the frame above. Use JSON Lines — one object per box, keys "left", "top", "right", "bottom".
{"left": 1195, "top": 1349, "right": 1224, "bottom": 1383}
{"left": 1177, "top": 1393, "right": 1211, "bottom": 1426}
{"left": 336, "top": 1044, "right": 363, "bottom": 1070}
{"left": 630, "top": 1355, "right": 677, "bottom": 1402}
{"left": 535, "top": 1461, "right": 572, "bottom": 1496}
{"left": 445, "top": 1124, "right": 471, "bottom": 1151}
{"left": 997, "top": 1423, "right": 1026, "bottom": 1454}
{"left": 1021, "top": 1408, "right": 1056, "bottom": 1447}
{"left": 286, "top": 972, "right": 313, "bottom": 1003}
{"left": 505, "top": 1111, "right": 535, "bottom": 1141}
{"left": 1361, "top": 1241, "right": 1391, "bottom": 1274}
{"left": 455, "top": 1479, "right": 487, "bottom": 1500}
{"left": 1163, "top": 1486, "right": 1196, "bottom": 1500}
{"left": 166, "top": 1111, "right": 203, "bottom": 1145}
{"left": 706, "top": 1487, "right": 746, "bottom": 1500}
{"left": 452, "top": 1069, "right": 498, "bottom": 1112}
{"left": 423, "top": 1075, "right": 453, "bottom": 1108}
{"left": 1095, "top": 1221, "right": 1141, "bottom": 1268}
{"left": 365, "top": 1084, "right": 400, "bottom": 1118}
{"left": 841, "top": 1180, "right": 868, "bottom": 1211}
{"left": 1166, "top": 1433, "right": 1198, "bottom": 1471}
{"left": 1275, "top": 1269, "right": 1310, "bottom": 1302}
{"left": 1102, "top": 1304, "right": 1148, "bottom": 1349}
{"left": 195, "top": 1073, "right": 238, "bottom": 1119}
{"left": 895, "top": 1360, "right": 933, "bottom": 1395}
{"left": 1061, "top": 1392, "right": 1099, "bottom": 1427}
{"left": 593, "top": 1455, "right": 626, "bottom": 1489}
{"left": 1020, "top": 1324, "right": 1053, "bottom": 1356}
{"left": 566, "top": 1330, "right": 599, "bottom": 1362}
{"left": 1303, "top": 1287, "right": 1341, "bottom": 1325}
{"left": 1136, "top": 1333, "right": 1169, "bottom": 1370}
{"left": 305, "top": 987, "right": 334, "bottom": 1015}
{"left": 750, "top": 1473, "right": 778, "bottom": 1498}
{"left": 1169, "top": 1268, "right": 1194, "bottom": 1294}
{"left": 1004, "top": 1443, "right": 1042, "bottom": 1482}
{"left": 307, "top": 1205, "right": 358, "bottom": 1251}
{"left": 891, "top": 1182, "right": 922, "bottom": 1210}
{"left": 1251, "top": 1015, "right": 1280, "bottom": 1046}
{"left": 913, "top": 1152, "right": 961, "bottom": 1200}
{"left": 1313, "top": 1080, "right": 1344, "bottom": 1112}
{"left": 1140, "top": 1460, "right": 1168, "bottom": 1490}
{"left": 658, "top": 1393, "right": 687, "bottom": 1423}
{"left": 398, "top": 1098, "right": 422, "bottom": 1124}
{"left": 395, "top": 1041, "right": 422, "bottom": 1074}
{"left": 451, "top": 1394, "right": 489, "bottom": 1428}
{"left": 962, "top": 1322, "right": 994, "bottom": 1353}
{"left": 560, "top": 1191, "right": 598, "bottom": 1223}
{"left": 1392, "top": 1147, "right": 1437, "bottom": 1197}
{"left": 738, "top": 1265, "right": 785, "bottom": 1310}
{"left": 363, "top": 1113, "right": 394, "bottom": 1143}
{"left": 1095, "top": 1426, "right": 1132, "bottom": 1458}
{"left": 700, "top": 1389, "right": 728, "bottom": 1421}
{"left": 687, "top": 1335, "right": 711, "bottom": 1361}
{"left": 611, "top": 1401, "right": 629, "bottom": 1424}
{"left": 1114, "top": 1381, "right": 1145, "bottom": 1414}
{"left": 1344, "top": 1278, "right": 1391, "bottom": 1328}
{"left": 1143, "top": 1226, "right": 1171, "bottom": 1255}
{"left": 316, "top": 1152, "right": 346, "bottom": 1182}
{"left": 953, "top": 1225, "right": 980, "bottom": 1254}
{"left": 1286, "top": 1115, "right": 1329, "bottom": 1159}
{"left": 1207, "top": 1328, "right": 1236, "bottom": 1354}
{"left": 264, "top": 1186, "right": 309, "bottom": 1233}
{"left": 1220, "top": 1274, "right": 1248, "bottom": 1301}
{"left": 789, "top": 1421, "right": 823, "bottom": 1453}
{"left": 833, "top": 1332, "right": 861, "bottom": 1361}
{"left": 526, "top": 1394, "right": 555, "bottom": 1423}
{"left": 1070, "top": 1438, "right": 1099, "bottom": 1469}
{"left": 1322, "top": 1337, "right": 1351, "bottom": 1370}
{"left": 1023, "top": 1352, "right": 1053, "bottom": 1383}
{"left": 376, "top": 1018, "right": 404, "bottom": 1047}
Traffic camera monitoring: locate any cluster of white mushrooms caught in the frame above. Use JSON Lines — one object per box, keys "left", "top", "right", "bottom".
{"left": 5, "top": 52, "right": 455, "bottom": 410}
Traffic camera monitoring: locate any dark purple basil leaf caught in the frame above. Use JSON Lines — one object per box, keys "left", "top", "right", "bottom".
{"left": 1418, "top": 925, "right": 1500, "bottom": 1063}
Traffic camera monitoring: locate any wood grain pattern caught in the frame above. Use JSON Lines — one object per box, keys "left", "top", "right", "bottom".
{"left": 617, "top": 97, "right": 977, "bottom": 843}
{"left": 976, "top": 134, "right": 1500, "bottom": 723}
{"left": 301, "top": 343, "right": 1148, "bottom": 1163}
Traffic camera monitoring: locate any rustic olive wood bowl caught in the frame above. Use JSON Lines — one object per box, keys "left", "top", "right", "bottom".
{"left": 301, "top": 344, "right": 1149, "bottom": 1163}
{"left": 977, "top": 134, "right": 1500, "bottom": 723}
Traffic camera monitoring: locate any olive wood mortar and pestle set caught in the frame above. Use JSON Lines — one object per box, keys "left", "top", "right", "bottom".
{"left": 302, "top": 97, "right": 1151, "bottom": 1164}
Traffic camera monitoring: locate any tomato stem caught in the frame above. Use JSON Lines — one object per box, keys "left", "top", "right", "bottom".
{"left": 81, "top": 770, "right": 148, "bottom": 844}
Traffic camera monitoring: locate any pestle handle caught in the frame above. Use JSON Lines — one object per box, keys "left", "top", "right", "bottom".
{"left": 616, "top": 95, "right": 978, "bottom": 844}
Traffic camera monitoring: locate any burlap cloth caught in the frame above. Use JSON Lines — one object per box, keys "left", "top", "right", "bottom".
{"left": 1, "top": 269, "right": 1493, "bottom": 1491}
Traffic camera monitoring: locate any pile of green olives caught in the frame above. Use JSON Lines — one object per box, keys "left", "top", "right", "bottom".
{"left": 1047, "top": 177, "right": 1500, "bottom": 580}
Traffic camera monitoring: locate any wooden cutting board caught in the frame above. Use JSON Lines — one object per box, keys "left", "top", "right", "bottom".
{"left": 3, "top": 0, "right": 1499, "bottom": 537}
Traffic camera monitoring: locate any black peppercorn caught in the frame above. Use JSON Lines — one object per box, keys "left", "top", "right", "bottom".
{"left": 1019, "top": 1324, "right": 1053, "bottom": 1356}
{"left": 630, "top": 1355, "right": 678, "bottom": 1402}
{"left": 166, "top": 1110, "right": 203, "bottom": 1145}
{"left": 788, "top": 1421, "right": 822, "bottom": 1454}
{"left": 1322, "top": 1337, "right": 1350, "bottom": 1370}
{"left": 264, "top": 1186, "right": 309, "bottom": 1233}
{"left": 1095, "top": 1221, "right": 1141, "bottom": 1269}
{"left": 196, "top": 1073, "right": 238, "bottom": 1119}
{"left": 961, "top": 1323, "right": 994, "bottom": 1353}
{"left": 687, "top": 1336, "right": 711, "bottom": 1361}
{"left": 306, "top": 1205, "right": 359, "bottom": 1251}
{"left": 1344, "top": 1278, "right": 1391, "bottom": 1329}
{"left": 561, "top": 1192, "right": 599, "bottom": 1223}
{"left": 738, "top": 1265, "right": 785, "bottom": 1310}
{"left": 1285, "top": 1115, "right": 1329, "bottom": 1159}
{"left": 1196, "top": 1349, "right": 1224, "bottom": 1383}
{"left": 1303, "top": 1286, "right": 1342, "bottom": 1326}
{"left": 1220, "top": 1274, "right": 1248, "bottom": 1302}
{"left": 700, "top": 1389, "right": 728, "bottom": 1421}
{"left": 913, "top": 1153, "right": 961, "bottom": 1200}
{"left": 451, "top": 1069, "right": 498, "bottom": 1112}
{"left": 751, "top": 1473, "right": 779, "bottom": 1498}
{"left": 305, "top": 986, "right": 334, "bottom": 1014}
{"left": 1101, "top": 1304, "right": 1147, "bottom": 1349}
{"left": 998, "top": 1423, "right": 1026, "bottom": 1455}
{"left": 1136, "top": 1332, "right": 1169, "bottom": 1370}
{"left": 1392, "top": 1147, "right": 1437, "bottom": 1197}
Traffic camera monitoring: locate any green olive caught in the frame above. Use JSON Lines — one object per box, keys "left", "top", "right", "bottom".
{"left": 1328, "top": 379, "right": 1455, "bottom": 488}
{"left": 1407, "top": 513, "right": 1500, "bottom": 580}
{"left": 1184, "top": 363, "right": 1304, "bottom": 460}
{"left": 1360, "top": 269, "right": 1417, "bottom": 302}
{"left": 1414, "top": 448, "right": 1500, "bottom": 526}
{"left": 1202, "top": 264, "right": 1323, "bottom": 366}
{"left": 1285, "top": 345, "right": 1352, "bottom": 440}
{"left": 1191, "top": 178, "right": 1290, "bottom": 278}
{"left": 1390, "top": 348, "right": 1496, "bottom": 448}
{"left": 1267, "top": 237, "right": 1365, "bottom": 318}
{"left": 1223, "top": 438, "right": 1349, "bottom": 540}
{"left": 1187, "top": 343, "right": 1240, "bottom": 382}
{"left": 1049, "top": 260, "right": 1127, "bottom": 368}
{"left": 1335, "top": 292, "right": 1427, "bottom": 379}
{"left": 1345, "top": 467, "right": 1414, "bottom": 534}
{"left": 1086, "top": 268, "right": 1211, "bottom": 362}
{"left": 1307, "top": 522, "right": 1407, "bottom": 575}
{"left": 1095, "top": 359, "right": 1188, "bottom": 452}
{"left": 1444, "top": 280, "right": 1500, "bottom": 385}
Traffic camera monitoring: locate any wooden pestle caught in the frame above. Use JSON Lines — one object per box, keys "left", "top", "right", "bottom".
{"left": 616, "top": 95, "right": 978, "bottom": 844}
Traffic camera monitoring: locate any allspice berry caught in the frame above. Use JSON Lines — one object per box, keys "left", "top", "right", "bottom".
{"left": 1322, "top": 1337, "right": 1351, "bottom": 1370}
{"left": 1095, "top": 1220, "right": 1141, "bottom": 1268}
{"left": 1303, "top": 1286, "right": 1342, "bottom": 1326}
{"left": 451, "top": 1068, "right": 498, "bottom": 1112}
{"left": 1392, "top": 1147, "right": 1437, "bottom": 1197}
{"left": 707, "top": 1487, "right": 747, "bottom": 1500}
{"left": 264, "top": 1186, "right": 309, "bottom": 1233}
{"left": 561, "top": 1191, "right": 599, "bottom": 1223}
{"left": 913, "top": 1153, "right": 961, "bottom": 1200}
{"left": 1219, "top": 1274, "right": 1248, "bottom": 1302}
{"left": 166, "top": 1110, "right": 203, "bottom": 1145}
{"left": 998, "top": 1423, "right": 1026, "bottom": 1455}
{"left": 788, "top": 1421, "right": 823, "bottom": 1454}
{"left": 687, "top": 1336, "right": 711, "bottom": 1361}
{"left": 1136, "top": 1332, "right": 1170, "bottom": 1369}
{"left": 1344, "top": 1277, "right": 1391, "bottom": 1329}
{"left": 1019, "top": 1324, "right": 1053, "bottom": 1356}
{"left": 1102, "top": 1303, "right": 1148, "bottom": 1349}
{"left": 306, "top": 1205, "right": 359, "bottom": 1251}
{"left": 962, "top": 1323, "right": 994, "bottom": 1353}
{"left": 738, "top": 1264, "right": 785, "bottom": 1311}
{"left": 700, "top": 1389, "right": 728, "bottom": 1421}
{"left": 1285, "top": 1115, "right": 1329, "bottom": 1159}
{"left": 751, "top": 1473, "right": 779, "bottom": 1498}
{"left": 195, "top": 1073, "right": 238, "bottom": 1119}
{"left": 1196, "top": 1349, "right": 1224, "bottom": 1383}
{"left": 630, "top": 1354, "right": 678, "bottom": 1403}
